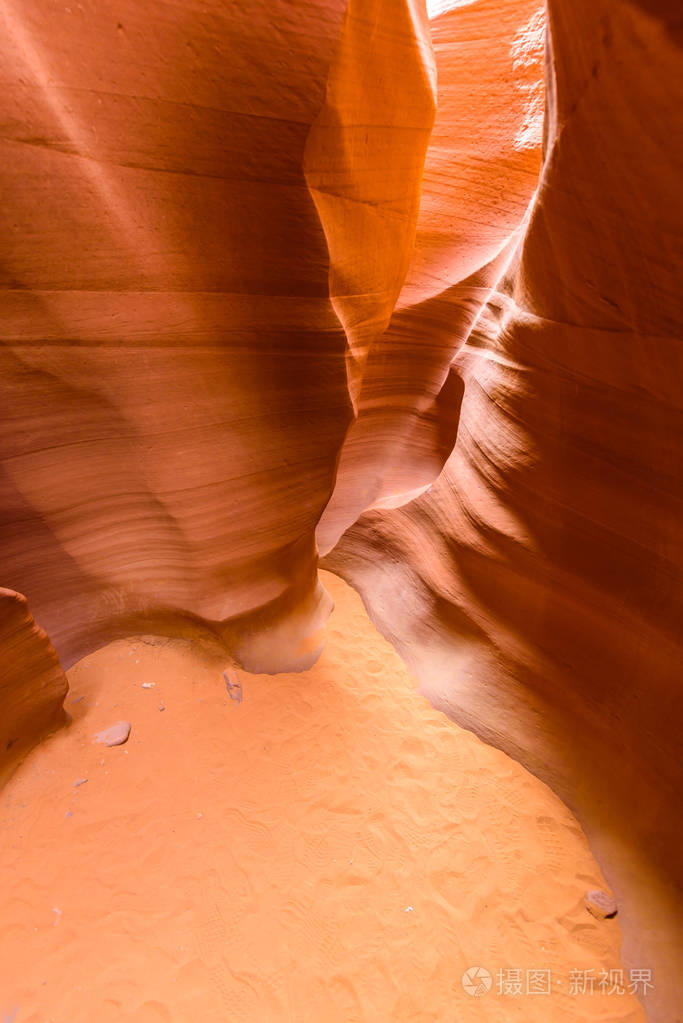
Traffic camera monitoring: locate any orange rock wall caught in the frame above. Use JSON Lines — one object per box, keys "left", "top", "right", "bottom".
{"left": 325, "top": 2, "right": 683, "bottom": 1018}
{"left": 0, "top": 589, "right": 68, "bottom": 786}
{"left": 1, "top": 0, "right": 443, "bottom": 764}
{"left": 2, "top": 1, "right": 681, "bottom": 1017}
{"left": 2, "top": 0, "right": 349, "bottom": 688}
{"left": 317, "top": 0, "right": 545, "bottom": 552}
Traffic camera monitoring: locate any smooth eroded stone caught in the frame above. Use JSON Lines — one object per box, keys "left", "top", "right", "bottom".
{"left": 585, "top": 889, "right": 618, "bottom": 919}
{"left": 95, "top": 721, "right": 131, "bottom": 747}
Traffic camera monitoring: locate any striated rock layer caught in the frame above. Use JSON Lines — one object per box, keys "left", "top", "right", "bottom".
{"left": 1, "top": 0, "right": 436, "bottom": 764}
{"left": 317, "top": 0, "right": 546, "bottom": 552}
{"left": 325, "top": 1, "right": 683, "bottom": 1020}
{"left": 1, "top": 0, "right": 682, "bottom": 1017}
{"left": 1, "top": 0, "right": 350, "bottom": 685}
{"left": 0, "top": 589, "right": 68, "bottom": 785}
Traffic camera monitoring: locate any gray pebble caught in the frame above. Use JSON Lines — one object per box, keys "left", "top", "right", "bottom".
{"left": 94, "top": 721, "right": 131, "bottom": 747}
{"left": 585, "top": 889, "right": 618, "bottom": 919}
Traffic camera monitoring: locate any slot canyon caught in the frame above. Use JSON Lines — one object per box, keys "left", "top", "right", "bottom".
{"left": 1, "top": 1, "right": 681, "bottom": 1021}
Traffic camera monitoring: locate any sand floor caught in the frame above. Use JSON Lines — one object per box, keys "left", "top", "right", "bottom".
{"left": 0, "top": 572, "right": 645, "bottom": 1022}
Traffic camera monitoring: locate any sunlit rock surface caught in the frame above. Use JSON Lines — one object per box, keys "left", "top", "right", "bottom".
{"left": 1, "top": 1, "right": 681, "bottom": 1018}
{"left": 325, "top": 2, "right": 683, "bottom": 1019}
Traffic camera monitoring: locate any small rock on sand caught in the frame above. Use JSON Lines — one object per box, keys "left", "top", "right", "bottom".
{"left": 585, "top": 889, "right": 618, "bottom": 919}
{"left": 95, "top": 721, "right": 131, "bottom": 747}
{"left": 141, "top": 682, "right": 155, "bottom": 688}
{"left": 73, "top": 778, "right": 88, "bottom": 787}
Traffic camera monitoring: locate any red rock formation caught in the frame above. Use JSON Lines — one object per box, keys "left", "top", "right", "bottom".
{"left": 0, "top": 589, "right": 68, "bottom": 785}
{"left": 1, "top": 0, "right": 444, "bottom": 773}
{"left": 317, "top": 0, "right": 545, "bottom": 553}
{"left": 325, "top": 2, "right": 683, "bottom": 1019}
{"left": 304, "top": 0, "right": 437, "bottom": 409}
{"left": 1, "top": 0, "right": 681, "bottom": 1017}
{"left": 1, "top": 0, "right": 443, "bottom": 758}
{"left": 1, "top": 0, "right": 360, "bottom": 684}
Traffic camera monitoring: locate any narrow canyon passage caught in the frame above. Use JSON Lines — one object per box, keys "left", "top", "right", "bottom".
{"left": 0, "top": 573, "right": 644, "bottom": 1023}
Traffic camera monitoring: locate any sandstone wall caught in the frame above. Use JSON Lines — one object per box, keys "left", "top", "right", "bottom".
{"left": 325, "top": 3, "right": 683, "bottom": 1018}
{"left": 1, "top": 2, "right": 681, "bottom": 1016}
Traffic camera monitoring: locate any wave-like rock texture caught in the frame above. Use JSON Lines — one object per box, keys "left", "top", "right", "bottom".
{"left": 1, "top": 0, "right": 351, "bottom": 684}
{"left": 2, "top": 0, "right": 681, "bottom": 1017}
{"left": 325, "top": 1, "right": 683, "bottom": 1019}
{"left": 1, "top": 0, "right": 437, "bottom": 765}
{"left": 317, "top": 0, "right": 546, "bottom": 552}
{"left": 0, "top": 589, "right": 68, "bottom": 785}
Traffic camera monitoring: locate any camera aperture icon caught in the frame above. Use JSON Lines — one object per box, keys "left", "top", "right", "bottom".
{"left": 462, "top": 966, "right": 493, "bottom": 996}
